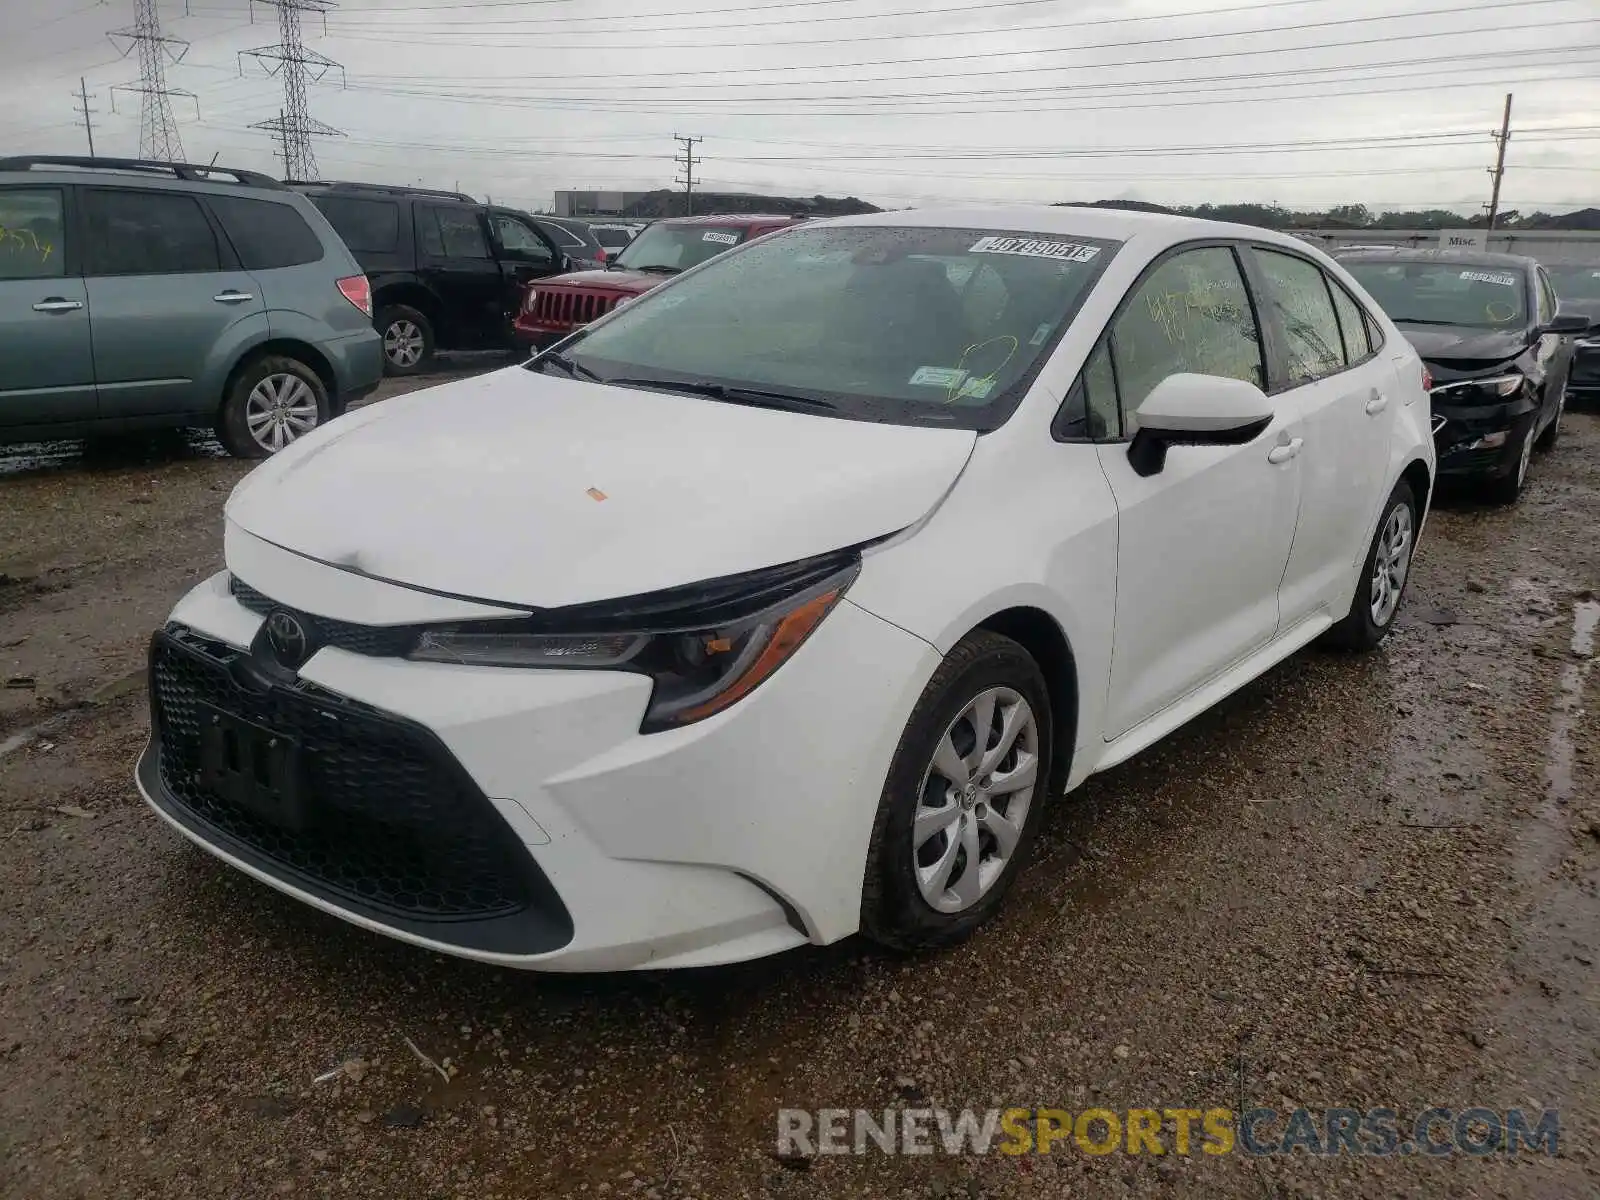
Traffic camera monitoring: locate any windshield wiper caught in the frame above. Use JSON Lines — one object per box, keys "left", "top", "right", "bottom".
{"left": 1391, "top": 317, "right": 1466, "bottom": 327}
{"left": 603, "top": 377, "right": 838, "bottom": 412}
{"left": 534, "top": 349, "right": 602, "bottom": 381}
{"left": 631, "top": 265, "right": 681, "bottom": 275}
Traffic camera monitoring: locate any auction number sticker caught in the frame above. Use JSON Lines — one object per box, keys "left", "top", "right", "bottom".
{"left": 908, "top": 366, "right": 967, "bottom": 388}
{"left": 970, "top": 236, "right": 1100, "bottom": 263}
{"left": 702, "top": 231, "right": 739, "bottom": 245}
{"left": 1459, "top": 271, "right": 1517, "bottom": 287}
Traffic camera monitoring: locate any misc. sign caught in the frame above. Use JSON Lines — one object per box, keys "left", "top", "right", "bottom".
{"left": 1438, "top": 229, "right": 1488, "bottom": 252}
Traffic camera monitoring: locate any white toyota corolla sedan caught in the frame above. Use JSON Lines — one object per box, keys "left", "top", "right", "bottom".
{"left": 138, "top": 207, "right": 1435, "bottom": 971}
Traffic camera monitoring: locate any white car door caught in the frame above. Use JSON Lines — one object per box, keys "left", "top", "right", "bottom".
{"left": 1088, "top": 244, "right": 1303, "bottom": 739}
{"left": 1249, "top": 246, "right": 1389, "bottom": 627}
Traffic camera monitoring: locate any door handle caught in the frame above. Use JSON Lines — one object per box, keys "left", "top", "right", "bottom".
{"left": 1267, "top": 437, "right": 1303, "bottom": 465}
{"left": 213, "top": 290, "right": 255, "bottom": 304}
{"left": 32, "top": 298, "right": 83, "bottom": 313}
{"left": 1364, "top": 391, "right": 1389, "bottom": 415}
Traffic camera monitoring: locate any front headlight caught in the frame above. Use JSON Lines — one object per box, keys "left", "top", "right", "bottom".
{"left": 408, "top": 552, "right": 861, "bottom": 732}
{"left": 1432, "top": 374, "right": 1523, "bottom": 400}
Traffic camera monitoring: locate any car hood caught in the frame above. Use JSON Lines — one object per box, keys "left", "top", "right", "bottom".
{"left": 1400, "top": 323, "right": 1529, "bottom": 368}
{"left": 225, "top": 368, "right": 976, "bottom": 609}
{"left": 540, "top": 268, "right": 662, "bottom": 294}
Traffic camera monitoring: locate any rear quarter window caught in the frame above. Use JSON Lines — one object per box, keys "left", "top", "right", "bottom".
{"left": 209, "top": 195, "right": 325, "bottom": 269}
{"left": 310, "top": 195, "right": 400, "bottom": 254}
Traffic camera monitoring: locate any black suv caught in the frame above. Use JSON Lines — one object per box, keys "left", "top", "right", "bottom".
{"left": 1338, "top": 248, "right": 1595, "bottom": 503}
{"left": 298, "top": 182, "right": 574, "bottom": 375}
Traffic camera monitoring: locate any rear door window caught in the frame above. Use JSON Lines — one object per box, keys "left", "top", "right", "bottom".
{"left": 310, "top": 195, "right": 399, "bottom": 254}
{"left": 422, "top": 205, "right": 490, "bottom": 259}
{"left": 81, "top": 189, "right": 221, "bottom": 276}
{"left": 1253, "top": 248, "right": 1346, "bottom": 384}
{"left": 208, "top": 195, "right": 325, "bottom": 269}
{"left": 0, "top": 188, "right": 66, "bottom": 279}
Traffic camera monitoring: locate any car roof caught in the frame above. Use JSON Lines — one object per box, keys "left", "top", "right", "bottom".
{"left": 1333, "top": 247, "right": 1535, "bottom": 271}
{"left": 655, "top": 213, "right": 802, "bottom": 226}
{"left": 809, "top": 204, "right": 1341, "bottom": 252}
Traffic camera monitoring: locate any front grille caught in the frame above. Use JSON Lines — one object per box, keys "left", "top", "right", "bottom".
{"left": 151, "top": 629, "right": 534, "bottom": 922}
{"left": 230, "top": 576, "right": 416, "bottom": 658}
{"left": 532, "top": 288, "right": 617, "bottom": 329}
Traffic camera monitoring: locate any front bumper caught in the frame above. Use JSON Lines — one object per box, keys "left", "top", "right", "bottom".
{"left": 1430, "top": 393, "right": 1536, "bottom": 480}
{"left": 136, "top": 561, "right": 939, "bottom": 971}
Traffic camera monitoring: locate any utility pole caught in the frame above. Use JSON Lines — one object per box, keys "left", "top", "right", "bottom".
{"left": 1485, "top": 92, "right": 1513, "bottom": 232}
{"left": 108, "top": 0, "right": 197, "bottom": 162}
{"left": 73, "top": 77, "right": 98, "bottom": 157}
{"left": 674, "top": 134, "right": 702, "bottom": 217}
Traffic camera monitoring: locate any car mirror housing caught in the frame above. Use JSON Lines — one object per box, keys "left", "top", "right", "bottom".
{"left": 1127, "top": 373, "right": 1274, "bottom": 478}
{"left": 1545, "top": 312, "right": 1592, "bottom": 336}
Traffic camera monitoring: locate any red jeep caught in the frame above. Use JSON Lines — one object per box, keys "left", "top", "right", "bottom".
{"left": 513, "top": 213, "right": 804, "bottom": 351}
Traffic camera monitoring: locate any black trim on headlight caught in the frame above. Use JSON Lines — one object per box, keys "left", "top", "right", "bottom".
{"left": 406, "top": 547, "right": 864, "bottom": 732}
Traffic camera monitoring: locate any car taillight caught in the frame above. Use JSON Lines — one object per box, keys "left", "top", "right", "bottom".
{"left": 337, "top": 275, "right": 372, "bottom": 317}
{"left": 1421, "top": 363, "right": 1434, "bottom": 392}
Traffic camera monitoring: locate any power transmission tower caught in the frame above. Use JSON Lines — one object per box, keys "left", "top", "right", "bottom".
{"left": 674, "top": 134, "right": 702, "bottom": 217}
{"left": 1485, "top": 92, "right": 1513, "bottom": 232}
{"left": 108, "top": 0, "right": 197, "bottom": 162}
{"left": 240, "top": 0, "right": 345, "bottom": 182}
{"left": 73, "top": 77, "right": 99, "bottom": 157}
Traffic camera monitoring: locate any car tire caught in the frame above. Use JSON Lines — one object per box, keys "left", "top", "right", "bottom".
{"left": 215, "top": 354, "right": 330, "bottom": 460}
{"left": 1484, "top": 422, "right": 1535, "bottom": 505}
{"left": 1534, "top": 386, "right": 1565, "bottom": 452}
{"left": 1324, "top": 480, "right": 1418, "bottom": 652}
{"left": 860, "top": 630, "right": 1054, "bottom": 952}
{"left": 376, "top": 305, "right": 434, "bottom": 376}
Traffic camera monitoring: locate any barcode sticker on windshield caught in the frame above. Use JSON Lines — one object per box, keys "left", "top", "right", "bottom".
{"left": 908, "top": 366, "right": 966, "bottom": 388}
{"left": 1030, "top": 323, "right": 1052, "bottom": 346}
{"left": 1459, "top": 270, "right": 1517, "bottom": 287}
{"left": 970, "top": 236, "right": 1099, "bottom": 263}
{"left": 702, "top": 231, "right": 738, "bottom": 245}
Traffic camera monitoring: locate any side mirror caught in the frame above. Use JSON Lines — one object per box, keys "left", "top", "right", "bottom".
{"left": 1545, "top": 311, "right": 1593, "bottom": 336}
{"left": 1127, "top": 373, "right": 1274, "bottom": 478}
{"left": 559, "top": 254, "right": 572, "bottom": 273}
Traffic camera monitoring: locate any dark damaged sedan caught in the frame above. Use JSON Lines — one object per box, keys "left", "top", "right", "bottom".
{"left": 1340, "top": 249, "right": 1595, "bottom": 503}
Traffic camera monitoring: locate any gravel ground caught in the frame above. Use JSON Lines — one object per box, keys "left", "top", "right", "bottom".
{"left": 1, "top": 378, "right": 1597, "bottom": 1199}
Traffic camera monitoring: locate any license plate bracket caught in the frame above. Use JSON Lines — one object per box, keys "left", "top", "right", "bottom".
{"left": 197, "top": 703, "right": 306, "bottom": 830}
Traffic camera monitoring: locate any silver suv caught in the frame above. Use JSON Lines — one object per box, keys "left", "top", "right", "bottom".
{"left": 0, "top": 156, "right": 383, "bottom": 457}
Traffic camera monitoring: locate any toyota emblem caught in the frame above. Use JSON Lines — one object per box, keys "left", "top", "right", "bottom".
{"left": 265, "top": 610, "right": 310, "bottom": 667}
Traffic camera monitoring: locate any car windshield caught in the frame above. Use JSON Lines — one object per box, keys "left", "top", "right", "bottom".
{"left": 1342, "top": 258, "right": 1528, "bottom": 329}
{"left": 612, "top": 223, "right": 749, "bottom": 273}
{"left": 537, "top": 224, "right": 1119, "bottom": 430}
{"left": 1545, "top": 264, "right": 1600, "bottom": 310}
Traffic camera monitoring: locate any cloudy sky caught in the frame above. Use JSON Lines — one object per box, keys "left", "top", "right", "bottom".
{"left": 2, "top": 0, "right": 1597, "bottom": 215}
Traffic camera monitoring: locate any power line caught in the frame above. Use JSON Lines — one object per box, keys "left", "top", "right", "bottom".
{"left": 241, "top": 0, "right": 344, "bottom": 180}
{"left": 674, "top": 134, "right": 703, "bottom": 217}
{"left": 317, "top": 0, "right": 1576, "bottom": 51}
{"left": 336, "top": 43, "right": 1600, "bottom": 106}
{"left": 318, "top": 0, "right": 1340, "bottom": 33}
{"left": 73, "top": 76, "right": 99, "bottom": 157}
{"left": 330, "top": 59, "right": 1599, "bottom": 119}
{"left": 108, "top": 0, "right": 196, "bottom": 161}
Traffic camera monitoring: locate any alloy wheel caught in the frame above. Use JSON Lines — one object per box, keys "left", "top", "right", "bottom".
{"left": 912, "top": 686, "right": 1040, "bottom": 914}
{"left": 1370, "top": 502, "right": 1413, "bottom": 627}
{"left": 244, "top": 373, "right": 320, "bottom": 453}
{"left": 384, "top": 319, "right": 424, "bottom": 368}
